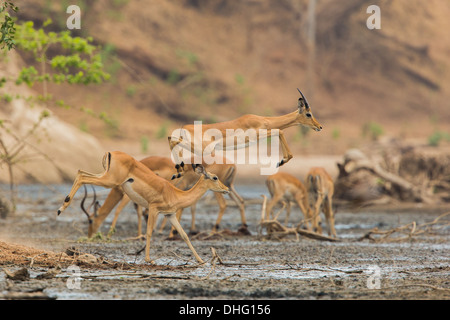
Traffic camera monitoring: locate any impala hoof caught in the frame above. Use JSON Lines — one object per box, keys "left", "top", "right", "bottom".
{"left": 57, "top": 209, "right": 61, "bottom": 216}
{"left": 237, "top": 224, "right": 251, "bottom": 236}
{"left": 277, "top": 159, "right": 287, "bottom": 167}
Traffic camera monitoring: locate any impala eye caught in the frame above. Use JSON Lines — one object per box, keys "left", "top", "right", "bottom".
{"left": 213, "top": 176, "right": 218, "bottom": 181}
{"left": 306, "top": 113, "right": 312, "bottom": 118}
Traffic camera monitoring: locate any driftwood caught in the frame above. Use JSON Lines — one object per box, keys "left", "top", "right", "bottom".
{"left": 359, "top": 211, "right": 450, "bottom": 243}
{"left": 258, "top": 195, "right": 339, "bottom": 242}
{"left": 335, "top": 147, "right": 442, "bottom": 205}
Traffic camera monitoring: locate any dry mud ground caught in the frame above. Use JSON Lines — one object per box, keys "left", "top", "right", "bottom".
{"left": 0, "top": 184, "right": 449, "bottom": 301}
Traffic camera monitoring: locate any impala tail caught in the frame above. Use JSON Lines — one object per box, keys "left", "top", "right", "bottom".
{"left": 102, "top": 152, "right": 112, "bottom": 171}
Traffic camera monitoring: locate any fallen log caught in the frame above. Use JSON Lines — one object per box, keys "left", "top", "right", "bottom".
{"left": 336, "top": 148, "right": 435, "bottom": 204}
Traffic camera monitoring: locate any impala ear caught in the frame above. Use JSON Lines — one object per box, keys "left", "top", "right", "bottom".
{"left": 194, "top": 164, "right": 206, "bottom": 175}
{"left": 298, "top": 97, "right": 305, "bottom": 113}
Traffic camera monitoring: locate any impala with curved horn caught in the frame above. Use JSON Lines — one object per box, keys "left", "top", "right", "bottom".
{"left": 169, "top": 88, "right": 322, "bottom": 177}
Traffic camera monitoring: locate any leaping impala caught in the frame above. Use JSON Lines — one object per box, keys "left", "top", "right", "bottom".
{"left": 169, "top": 88, "right": 322, "bottom": 177}
{"left": 57, "top": 151, "right": 229, "bottom": 264}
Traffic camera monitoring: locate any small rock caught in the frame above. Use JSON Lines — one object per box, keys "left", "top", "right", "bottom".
{"left": 4, "top": 267, "right": 30, "bottom": 281}
{"left": 77, "top": 253, "right": 98, "bottom": 264}
{"left": 36, "top": 267, "right": 61, "bottom": 280}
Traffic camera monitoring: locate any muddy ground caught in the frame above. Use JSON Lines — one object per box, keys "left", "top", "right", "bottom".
{"left": 0, "top": 184, "right": 449, "bottom": 301}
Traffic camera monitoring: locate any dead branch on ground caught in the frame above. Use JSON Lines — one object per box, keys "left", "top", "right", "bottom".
{"left": 359, "top": 211, "right": 450, "bottom": 243}
{"left": 258, "top": 195, "right": 339, "bottom": 242}
{"left": 336, "top": 146, "right": 450, "bottom": 206}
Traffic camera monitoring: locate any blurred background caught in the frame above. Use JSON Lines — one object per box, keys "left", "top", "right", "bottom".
{"left": 1, "top": 0, "right": 449, "bottom": 187}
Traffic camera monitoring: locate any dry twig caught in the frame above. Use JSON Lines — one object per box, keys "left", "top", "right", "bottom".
{"left": 258, "top": 195, "right": 340, "bottom": 242}
{"left": 359, "top": 211, "right": 450, "bottom": 243}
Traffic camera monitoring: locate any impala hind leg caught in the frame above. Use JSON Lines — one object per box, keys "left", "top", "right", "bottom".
{"left": 57, "top": 170, "right": 116, "bottom": 215}
{"left": 228, "top": 186, "right": 249, "bottom": 234}
{"left": 168, "top": 136, "right": 186, "bottom": 180}
{"left": 108, "top": 195, "right": 131, "bottom": 237}
{"left": 172, "top": 162, "right": 185, "bottom": 180}
{"left": 284, "top": 201, "right": 292, "bottom": 225}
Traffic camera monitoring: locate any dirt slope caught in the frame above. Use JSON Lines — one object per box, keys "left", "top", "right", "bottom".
{"left": 0, "top": 52, "right": 104, "bottom": 184}
{"left": 5, "top": 0, "right": 450, "bottom": 161}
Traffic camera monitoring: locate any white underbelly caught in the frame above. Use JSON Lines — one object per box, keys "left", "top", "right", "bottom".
{"left": 122, "top": 181, "right": 149, "bottom": 208}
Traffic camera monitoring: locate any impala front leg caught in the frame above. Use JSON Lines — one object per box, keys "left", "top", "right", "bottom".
{"left": 265, "top": 192, "right": 283, "bottom": 220}
{"left": 263, "top": 130, "right": 293, "bottom": 168}
{"left": 144, "top": 208, "right": 159, "bottom": 264}
{"left": 166, "top": 214, "right": 204, "bottom": 264}
{"left": 312, "top": 195, "right": 325, "bottom": 234}
{"left": 323, "top": 197, "right": 336, "bottom": 237}
{"left": 296, "top": 195, "right": 312, "bottom": 231}
{"left": 277, "top": 131, "right": 293, "bottom": 167}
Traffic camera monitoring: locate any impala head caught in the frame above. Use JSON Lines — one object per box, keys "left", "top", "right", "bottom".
{"left": 80, "top": 185, "right": 102, "bottom": 238}
{"left": 306, "top": 173, "right": 318, "bottom": 190}
{"left": 297, "top": 88, "right": 322, "bottom": 132}
{"left": 194, "top": 164, "right": 229, "bottom": 194}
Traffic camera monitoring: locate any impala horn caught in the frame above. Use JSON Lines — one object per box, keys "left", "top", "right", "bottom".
{"left": 80, "top": 185, "right": 99, "bottom": 223}
{"left": 297, "top": 88, "right": 310, "bottom": 109}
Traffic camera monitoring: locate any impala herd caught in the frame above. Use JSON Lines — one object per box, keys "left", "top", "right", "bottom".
{"left": 57, "top": 89, "right": 336, "bottom": 264}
